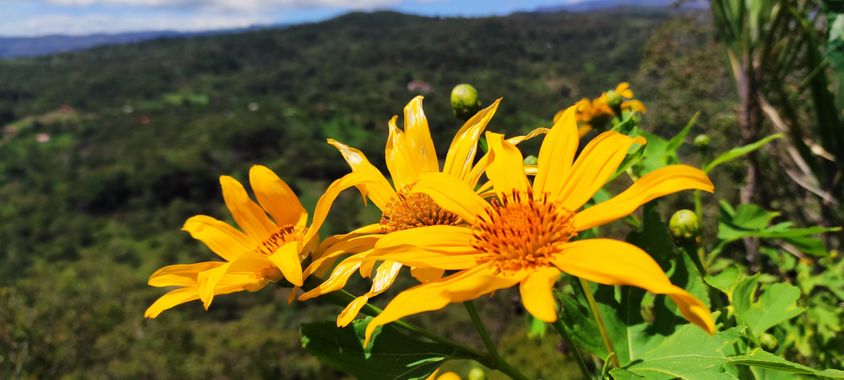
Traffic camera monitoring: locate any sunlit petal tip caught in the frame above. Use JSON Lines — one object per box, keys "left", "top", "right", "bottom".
{"left": 337, "top": 295, "right": 370, "bottom": 327}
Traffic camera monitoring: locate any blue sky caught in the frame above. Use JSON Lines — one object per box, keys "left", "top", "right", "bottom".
{"left": 0, "top": 0, "right": 585, "bottom": 37}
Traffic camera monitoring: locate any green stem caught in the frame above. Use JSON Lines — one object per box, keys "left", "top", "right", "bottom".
{"left": 578, "top": 278, "right": 620, "bottom": 368}
{"left": 463, "top": 301, "right": 530, "bottom": 380}
{"left": 300, "top": 277, "right": 490, "bottom": 365}
{"left": 551, "top": 318, "right": 592, "bottom": 379}
{"left": 693, "top": 190, "right": 708, "bottom": 272}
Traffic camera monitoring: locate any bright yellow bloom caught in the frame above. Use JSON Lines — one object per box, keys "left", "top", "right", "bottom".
{"left": 556, "top": 82, "right": 647, "bottom": 136}
{"left": 145, "top": 165, "right": 352, "bottom": 318}
{"left": 361, "top": 106, "right": 716, "bottom": 345}
{"left": 427, "top": 370, "right": 461, "bottom": 380}
{"left": 298, "top": 96, "right": 545, "bottom": 327}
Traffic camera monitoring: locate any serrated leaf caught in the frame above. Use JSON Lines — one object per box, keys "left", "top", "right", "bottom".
{"left": 609, "top": 326, "right": 742, "bottom": 380}
{"left": 732, "top": 276, "right": 805, "bottom": 339}
{"left": 300, "top": 318, "right": 458, "bottom": 380}
{"left": 727, "top": 349, "right": 844, "bottom": 378}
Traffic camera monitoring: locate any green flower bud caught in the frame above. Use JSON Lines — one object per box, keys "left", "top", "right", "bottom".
{"left": 693, "top": 134, "right": 711, "bottom": 148}
{"left": 606, "top": 90, "right": 623, "bottom": 108}
{"left": 451, "top": 83, "right": 482, "bottom": 121}
{"left": 669, "top": 209, "right": 700, "bottom": 242}
{"left": 523, "top": 154, "right": 538, "bottom": 165}
{"left": 760, "top": 333, "right": 779, "bottom": 351}
{"left": 468, "top": 367, "right": 486, "bottom": 380}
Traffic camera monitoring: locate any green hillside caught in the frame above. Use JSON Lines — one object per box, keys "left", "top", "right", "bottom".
{"left": 0, "top": 9, "right": 734, "bottom": 378}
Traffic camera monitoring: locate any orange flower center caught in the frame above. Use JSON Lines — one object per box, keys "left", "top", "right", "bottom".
{"left": 472, "top": 190, "right": 576, "bottom": 273}
{"left": 255, "top": 225, "right": 297, "bottom": 256}
{"left": 380, "top": 185, "right": 460, "bottom": 233}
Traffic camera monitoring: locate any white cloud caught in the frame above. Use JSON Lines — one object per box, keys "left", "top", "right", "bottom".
{"left": 45, "top": 0, "right": 402, "bottom": 11}
{"left": 0, "top": 11, "right": 273, "bottom": 36}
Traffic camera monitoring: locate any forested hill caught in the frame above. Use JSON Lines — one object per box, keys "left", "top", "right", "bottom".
{"left": 0, "top": 8, "right": 727, "bottom": 378}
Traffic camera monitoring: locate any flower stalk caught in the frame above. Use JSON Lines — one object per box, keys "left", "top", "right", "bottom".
{"left": 579, "top": 278, "right": 621, "bottom": 368}
{"left": 464, "top": 301, "right": 530, "bottom": 380}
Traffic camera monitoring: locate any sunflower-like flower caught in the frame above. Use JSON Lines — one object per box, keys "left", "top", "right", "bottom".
{"left": 360, "top": 106, "right": 716, "bottom": 345}
{"left": 145, "top": 165, "right": 353, "bottom": 318}
{"left": 559, "top": 82, "right": 647, "bottom": 137}
{"left": 298, "top": 96, "right": 545, "bottom": 327}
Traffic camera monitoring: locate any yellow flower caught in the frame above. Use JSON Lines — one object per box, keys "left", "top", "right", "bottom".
{"left": 298, "top": 96, "right": 545, "bottom": 327}
{"left": 145, "top": 165, "right": 353, "bottom": 318}
{"left": 360, "top": 106, "right": 716, "bottom": 345}
{"left": 427, "top": 370, "right": 462, "bottom": 380}
{"left": 558, "top": 82, "right": 646, "bottom": 135}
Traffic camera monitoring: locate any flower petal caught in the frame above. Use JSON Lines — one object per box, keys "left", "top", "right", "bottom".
{"left": 403, "top": 96, "right": 439, "bottom": 173}
{"left": 411, "top": 267, "right": 444, "bottom": 283}
{"left": 465, "top": 127, "right": 548, "bottom": 189}
{"left": 385, "top": 116, "right": 420, "bottom": 190}
{"left": 145, "top": 288, "right": 200, "bottom": 319}
{"left": 485, "top": 132, "right": 529, "bottom": 197}
{"left": 249, "top": 165, "right": 307, "bottom": 227}
{"left": 573, "top": 165, "right": 714, "bottom": 231}
{"left": 267, "top": 241, "right": 303, "bottom": 286}
{"left": 182, "top": 215, "right": 254, "bottom": 262}
{"left": 519, "top": 267, "right": 561, "bottom": 322}
{"left": 364, "top": 264, "right": 523, "bottom": 346}
{"left": 337, "top": 295, "right": 370, "bottom": 327}
{"left": 555, "top": 131, "right": 646, "bottom": 210}
{"left": 298, "top": 259, "right": 362, "bottom": 301}
{"left": 442, "top": 98, "right": 501, "bottom": 180}
{"left": 368, "top": 260, "right": 403, "bottom": 295}
{"left": 303, "top": 172, "right": 385, "bottom": 248}
{"left": 197, "top": 262, "right": 230, "bottom": 309}
{"left": 553, "top": 239, "right": 714, "bottom": 334}
{"left": 411, "top": 172, "right": 488, "bottom": 224}
{"left": 327, "top": 138, "right": 396, "bottom": 210}
{"left": 370, "top": 225, "right": 482, "bottom": 269}
{"left": 534, "top": 105, "right": 578, "bottom": 197}
{"left": 220, "top": 175, "right": 276, "bottom": 242}
{"left": 147, "top": 261, "right": 225, "bottom": 287}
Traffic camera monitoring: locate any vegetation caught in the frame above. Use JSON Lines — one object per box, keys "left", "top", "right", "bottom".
{"left": 0, "top": 6, "right": 840, "bottom": 380}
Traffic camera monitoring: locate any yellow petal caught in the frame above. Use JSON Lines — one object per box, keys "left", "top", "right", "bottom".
{"left": 371, "top": 225, "right": 482, "bottom": 269}
{"left": 442, "top": 98, "right": 501, "bottom": 180}
{"left": 555, "top": 131, "right": 646, "bottom": 210}
{"left": 359, "top": 257, "right": 376, "bottom": 279}
{"left": 337, "top": 295, "right": 370, "bottom": 327}
{"left": 305, "top": 231, "right": 379, "bottom": 278}
{"left": 147, "top": 261, "right": 225, "bottom": 287}
{"left": 519, "top": 267, "right": 561, "bottom": 322}
{"left": 553, "top": 239, "right": 715, "bottom": 334}
{"left": 220, "top": 175, "right": 276, "bottom": 242}
{"left": 411, "top": 267, "right": 444, "bottom": 283}
{"left": 616, "top": 82, "right": 634, "bottom": 98}
{"left": 485, "top": 132, "right": 528, "bottom": 197}
{"left": 436, "top": 372, "right": 461, "bottom": 380}
{"left": 364, "top": 264, "right": 522, "bottom": 346}
{"left": 411, "top": 172, "right": 487, "bottom": 224}
{"left": 574, "top": 165, "right": 714, "bottom": 231}
{"left": 465, "top": 127, "right": 548, "bottom": 189}
{"left": 249, "top": 165, "right": 307, "bottom": 227}
{"left": 327, "top": 138, "right": 396, "bottom": 210}
{"left": 403, "top": 96, "right": 439, "bottom": 173}
{"left": 197, "top": 262, "right": 230, "bottom": 309}
{"left": 303, "top": 172, "right": 385, "bottom": 250}
{"left": 298, "top": 259, "right": 362, "bottom": 300}
{"left": 182, "top": 215, "right": 254, "bottom": 262}
{"left": 368, "top": 260, "right": 403, "bottom": 295}
{"left": 385, "top": 115, "right": 420, "bottom": 190}
{"left": 267, "top": 242, "right": 303, "bottom": 286}
{"left": 534, "top": 105, "right": 578, "bottom": 197}
{"left": 144, "top": 288, "right": 200, "bottom": 319}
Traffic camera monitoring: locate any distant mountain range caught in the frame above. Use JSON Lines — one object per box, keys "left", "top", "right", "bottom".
{"left": 0, "top": 0, "right": 704, "bottom": 59}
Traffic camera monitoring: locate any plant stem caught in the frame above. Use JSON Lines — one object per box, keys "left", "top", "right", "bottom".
{"left": 463, "top": 301, "right": 530, "bottom": 380}
{"left": 551, "top": 318, "right": 592, "bottom": 379}
{"left": 578, "top": 278, "right": 620, "bottom": 368}
{"left": 692, "top": 190, "right": 708, "bottom": 272}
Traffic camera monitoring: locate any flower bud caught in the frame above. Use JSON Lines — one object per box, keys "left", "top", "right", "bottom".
{"left": 669, "top": 209, "right": 700, "bottom": 242}
{"left": 606, "top": 90, "right": 623, "bottom": 108}
{"left": 523, "top": 155, "right": 538, "bottom": 165}
{"left": 760, "top": 333, "right": 778, "bottom": 351}
{"left": 451, "top": 83, "right": 482, "bottom": 121}
{"left": 468, "top": 367, "right": 486, "bottom": 380}
{"left": 693, "top": 134, "right": 711, "bottom": 148}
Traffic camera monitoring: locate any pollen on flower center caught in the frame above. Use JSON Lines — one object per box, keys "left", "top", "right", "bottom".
{"left": 255, "top": 225, "right": 297, "bottom": 256}
{"left": 472, "top": 190, "right": 576, "bottom": 273}
{"left": 380, "top": 185, "right": 461, "bottom": 233}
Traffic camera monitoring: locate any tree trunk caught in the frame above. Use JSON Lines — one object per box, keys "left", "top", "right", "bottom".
{"left": 736, "top": 63, "right": 763, "bottom": 268}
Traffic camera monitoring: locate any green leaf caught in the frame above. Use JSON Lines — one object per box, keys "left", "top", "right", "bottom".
{"left": 527, "top": 315, "right": 547, "bottom": 339}
{"left": 300, "top": 318, "right": 458, "bottom": 380}
{"left": 704, "top": 133, "right": 783, "bottom": 173}
{"left": 705, "top": 266, "right": 743, "bottom": 298}
{"left": 731, "top": 276, "right": 805, "bottom": 339}
{"left": 727, "top": 349, "right": 844, "bottom": 378}
{"left": 609, "top": 326, "right": 743, "bottom": 380}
